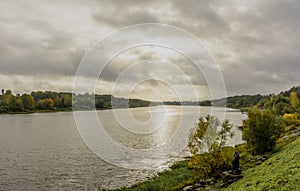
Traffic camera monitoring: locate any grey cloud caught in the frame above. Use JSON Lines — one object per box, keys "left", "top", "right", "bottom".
{"left": 259, "top": 1, "right": 300, "bottom": 27}
{"left": 98, "top": 46, "right": 208, "bottom": 88}
{"left": 169, "top": 0, "right": 230, "bottom": 38}
{"left": 202, "top": 0, "right": 300, "bottom": 95}
{"left": 0, "top": 16, "right": 83, "bottom": 76}
{"left": 93, "top": 10, "right": 159, "bottom": 28}
{"left": 91, "top": 0, "right": 162, "bottom": 28}
{"left": 1, "top": 0, "right": 300, "bottom": 98}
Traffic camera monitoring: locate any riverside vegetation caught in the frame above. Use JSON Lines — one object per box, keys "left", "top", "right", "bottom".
{"left": 0, "top": 89, "right": 151, "bottom": 114}
{"left": 111, "top": 86, "right": 300, "bottom": 191}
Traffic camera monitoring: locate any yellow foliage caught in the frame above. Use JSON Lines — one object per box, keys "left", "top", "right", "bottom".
{"left": 189, "top": 146, "right": 234, "bottom": 180}
{"left": 290, "top": 92, "right": 300, "bottom": 108}
{"left": 283, "top": 113, "right": 299, "bottom": 126}
{"left": 283, "top": 113, "right": 298, "bottom": 120}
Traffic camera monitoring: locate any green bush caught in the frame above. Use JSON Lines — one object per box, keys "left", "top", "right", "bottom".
{"left": 242, "top": 109, "right": 284, "bottom": 154}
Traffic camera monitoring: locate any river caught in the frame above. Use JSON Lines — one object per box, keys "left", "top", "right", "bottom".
{"left": 0, "top": 106, "right": 246, "bottom": 190}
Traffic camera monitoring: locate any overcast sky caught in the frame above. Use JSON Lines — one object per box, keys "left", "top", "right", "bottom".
{"left": 1, "top": 0, "right": 300, "bottom": 101}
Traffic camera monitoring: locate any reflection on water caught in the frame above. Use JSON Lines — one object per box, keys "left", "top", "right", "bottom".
{"left": 100, "top": 106, "right": 181, "bottom": 149}
{"left": 0, "top": 106, "right": 246, "bottom": 190}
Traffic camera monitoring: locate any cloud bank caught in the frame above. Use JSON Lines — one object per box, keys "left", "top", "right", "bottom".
{"left": 1, "top": 0, "right": 299, "bottom": 100}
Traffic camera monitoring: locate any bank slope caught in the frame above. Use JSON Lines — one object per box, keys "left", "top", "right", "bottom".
{"left": 224, "top": 137, "right": 300, "bottom": 191}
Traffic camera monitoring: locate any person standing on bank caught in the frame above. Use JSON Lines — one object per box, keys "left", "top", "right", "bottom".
{"left": 232, "top": 151, "right": 240, "bottom": 174}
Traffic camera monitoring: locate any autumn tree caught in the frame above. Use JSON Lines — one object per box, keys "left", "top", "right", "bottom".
{"left": 4, "top": 91, "right": 18, "bottom": 111}
{"left": 290, "top": 92, "right": 299, "bottom": 109}
{"left": 45, "top": 98, "right": 54, "bottom": 110}
{"left": 21, "top": 94, "right": 35, "bottom": 110}
{"left": 189, "top": 115, "right": 234, "bottom": 179}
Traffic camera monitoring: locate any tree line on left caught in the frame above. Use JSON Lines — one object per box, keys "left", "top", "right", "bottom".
{"left": 0, "top": 89, "right": 73, "bottom": 113}
{"left": 0, "top": 89, "right": 152, "bottom": 113}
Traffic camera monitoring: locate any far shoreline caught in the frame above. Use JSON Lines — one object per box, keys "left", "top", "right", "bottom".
{"left": 0, "top": 105, "right": 243, "bottom": 115}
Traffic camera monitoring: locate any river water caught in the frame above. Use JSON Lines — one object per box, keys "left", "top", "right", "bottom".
{"left": 0, "top": 106, "right": 246, "bottom": 190}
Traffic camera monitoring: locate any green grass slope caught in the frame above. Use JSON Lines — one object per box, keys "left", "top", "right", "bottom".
{"left": 224, "top": 137, "right": 300, "bottom": 191}
{"left": 113, "top": 161, "right": 194, "bottom": 191}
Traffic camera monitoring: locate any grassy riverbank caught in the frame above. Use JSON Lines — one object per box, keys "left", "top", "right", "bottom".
{"left": 112, "top": 134, "right": 300, "bottom": 191}
{"left": 224, "top": 136, "right": 300, "bottom": 191}
{"left": 113, "top": 160, "right": 194, "bottom": 191}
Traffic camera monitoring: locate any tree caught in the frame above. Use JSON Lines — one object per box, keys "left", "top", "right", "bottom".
{"left": 16, "top": 97, "right": 24, "bottom": 112}
{"left": 21, "top": 94, "right": 34, "bottom": 110}
{"left": 189, "top": 115, "right": 234, "bottom": 179}
{"left": 3, "top": 93, "right": 19, "bottom": 112}
{"left": 283, "top": 113, "right": 299, "bottom": 126}
{"left": 45, "top": 98, "right": 54, "bottom": 110}
{"left": 242, "top": 109, "right": 284, "bottom": 154}
{"left": 61, "top": 94, "right": 72, "bottom": 108}
{"left": 188, "top": 115, "right": 219, "bottom": 155}
{"left": 290, "top": 92, "right": 299, "bottom": 109}
{"left": 273, "top": 102, "right": 291, "bottom": 115}
{"left": 31, "top": 91, "right": 45, "bottom": 101}
{"left": 5, "top": 89, "right": 12, "bottom": 95}
{"left": 95, "top": 98, "right": 105, "bottom": 109}
{"left": 36, "top": 100, "right": 46, "bottom": 110}
{"left": 36, "top": 99, "right": 54, "bottom": 110}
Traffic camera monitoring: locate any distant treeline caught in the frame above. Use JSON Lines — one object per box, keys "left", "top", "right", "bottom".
{"left": 73, "top": 94, "right": 152, "bottom": 110}
{"left": 212, "top": 86, "right": 300, "bottom": 112}
{"left": 212, "top": 94, "right": 270, "bottom": 109}
{"left": 2, "top": 85, "right": 300, "bottom": 114}
{"left": 163, "top": 100, "right": 212, "bottom": 106}
{"left": 0, "top": 89, "right": 151, "bottom": 113}
{"left": 163, "top": 86, "right": 300, "bottom": 112}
